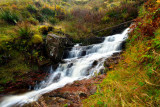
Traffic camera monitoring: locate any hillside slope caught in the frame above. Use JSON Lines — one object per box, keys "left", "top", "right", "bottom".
{"left": 0, "top": 0, "right": 144, "bottom": 92}
{"left": 83, "top": 0, "right": 160, "bottom": 106}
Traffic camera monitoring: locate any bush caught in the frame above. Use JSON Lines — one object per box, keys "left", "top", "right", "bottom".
{"left": 48, "top": 17, "right": 57, "bottom": 25}
{"left": 17, "top": 22, "right": 33, "bottom": 40}
{"left": 34, "top": 1, "right": 42, "bottom": 8}
{"left": 0, "top": 10, "right": 19, "bottom": 24}
{"left": 41, "top": 7, "right": 55, "bottom": 16}
{"left": 34, "top": 14, "right": 44, "bottom": 22}
{"left": 21, "top": 10, "right": 31, "bottom": 19}
{"left": 102, "top": 3, "right": 138, "bottom": 23}
{"left": 39, "top": 25, "right": 53, "bottom": 35}
{"left": 26, "top": 17, "right": 39, "bottom": 25}
{"left": 27, "top": 4, "right": 37, "bottom": 13}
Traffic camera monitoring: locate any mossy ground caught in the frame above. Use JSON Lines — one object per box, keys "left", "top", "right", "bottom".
{"left": 83, "top": 0, "right": 160, "bottom": 106}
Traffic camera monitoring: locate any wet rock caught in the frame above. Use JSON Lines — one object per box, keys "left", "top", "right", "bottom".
{"left": 82, "top": 36, "right": 105, "bottom": 45}
{"left": 53, "top": 73, "right": 61, "bottom": 82}
{"left": 63, "top": 50, "right": 70, "bottom": 59}
{"left": 92, "top": 60, "right": 98, "bottom": 66}
{"left": 81, "top": 50, "right": 86, "bottom": 56}
{"left": 79, "top": 92, "right": 87, "bottom": 99}
{"left": 99, "top": 68, "right": 105, "bottom": 74}
{"left": 121, "top": 41, "right": 127, "bottom": 50}
{"left": 28, "top": 75, "right": 105, "bottom": 107}
{"left": 46, "top": 34, "right": 73, "bottom": 63}
{"left": 67, "top": 63, "right": 73, "bottom": 68}
{"left": 104, "top": 52, "right": 121, "bottom": 69}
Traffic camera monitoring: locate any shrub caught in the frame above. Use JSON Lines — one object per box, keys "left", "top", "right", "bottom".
{"left": 55, "top": 5, "right": 66, "bottom": 20}
{"left": 34, "top": 14, "right": 44, "bottom": 22}
{"left": 39, "top": 25, "right": 53, "bottom": 35}
{"left": 41, "top": 7, "right": 55, "bottom": 16}
{"left": 34, "top": 1, "right": 42, "bottom": 8}
{"left": 26, "top": 17, "right": 39, "bottom": 25}
{"left": 0, "top": 10, "right": 19, "bottom": 24}
{"left": 108, "top": 0, "right": 113, "bottom": 3}
{"left": 102, "top": 3, "right": 138, "bottom": 23}
{"left": 17, "top": 22, "right": 33, "bottom": 40}
{"left": 27, "top": 4, "right": 37, "bottom": 13}
{"left": 71, "top": 8, "right": 105, "bottom": 23}
{"left": 21, "top": 10, "right": 31, "bottom": 19}
{"left": 48, "top": 17, "right": 57, "bottom": 25}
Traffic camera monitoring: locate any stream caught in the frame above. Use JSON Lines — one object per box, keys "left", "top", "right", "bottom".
{"left": 0, "top": 28, "right": 130, "bottom": 107}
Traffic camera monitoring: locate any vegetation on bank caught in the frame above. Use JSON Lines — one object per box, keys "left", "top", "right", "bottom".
{"left": 83, "top": 0, "right": 160, "bottom": 106}
{"left": 0, "top": 0, "right": 146, "bottom": 91}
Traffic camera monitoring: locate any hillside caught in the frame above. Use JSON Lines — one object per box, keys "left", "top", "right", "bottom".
{"left": 0, "top": 0, "right": 145, "bottom": 92}
{"left": 83, "top": 0, "right": 160, "bottom": 106}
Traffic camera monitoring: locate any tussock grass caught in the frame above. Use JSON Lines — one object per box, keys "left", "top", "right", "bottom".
{"left": 0, "top": 10, "right": 19, "bottom": 24}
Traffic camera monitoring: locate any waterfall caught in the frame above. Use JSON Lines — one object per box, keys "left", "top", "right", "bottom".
{"left": 0, "top": 28, "right": 130, "bottom": 107}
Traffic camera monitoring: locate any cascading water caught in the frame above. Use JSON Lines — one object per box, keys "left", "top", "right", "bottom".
{"left": 0, "top": 28, "right": 130, "bottom": 107}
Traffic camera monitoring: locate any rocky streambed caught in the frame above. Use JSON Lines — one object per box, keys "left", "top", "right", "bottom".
{"left": 24, "top": 52, "right": 122, "bottom": 107}
{"left": 0, "top": 27, "right": 130, "bottom": 107}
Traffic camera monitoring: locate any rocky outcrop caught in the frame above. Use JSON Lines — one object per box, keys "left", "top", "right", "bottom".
{"left": 24, "top": 75, "right": 105, "bottom": 107}
{"left": 46, "top": 34, "right": 73, "bottom": 63}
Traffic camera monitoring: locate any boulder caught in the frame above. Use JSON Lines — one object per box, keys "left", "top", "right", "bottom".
{"left": 82, "top": 36, "right": 105, "bottom": 45}
{"left": 46, "top": 34, "right": 73, "bottom": 63}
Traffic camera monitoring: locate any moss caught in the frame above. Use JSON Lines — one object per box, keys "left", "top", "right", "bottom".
{"left": 32, "top": 34, "right": 43, "bottom": 44}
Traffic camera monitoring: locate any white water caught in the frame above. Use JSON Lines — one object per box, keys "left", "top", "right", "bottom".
{"left": 0, "top": 28, "right": 130, "bottom": 107}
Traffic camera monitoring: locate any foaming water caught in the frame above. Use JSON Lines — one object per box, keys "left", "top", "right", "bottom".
{"left": 0, "top": 28, "right": 130, "bottom": 107}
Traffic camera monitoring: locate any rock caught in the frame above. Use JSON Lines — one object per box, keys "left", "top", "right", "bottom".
{"left": 92, "top": 60, "right": 98, "bottom": 66}
{"left": 104, "top": 52, "right": 121, "bottom": 69}
{"left": 53, "top": 73, "right": 61, "bottom": 82}
{"left": 46, "top": 34, "right": 73, "bottom": 63}
{"left": 121, "top": 41, "right": 127, "bottom": 50}
{"left": 94, "top": 21, "right": 132, "bottom": 37}
{"left": 27, "top": 75, "right": 105, "bottom": 107}
{"left": 82, "top": 36, "right": 105, "bottom": 45}
{"left": 79, "top": 92, "right": 87, "bottom": 99}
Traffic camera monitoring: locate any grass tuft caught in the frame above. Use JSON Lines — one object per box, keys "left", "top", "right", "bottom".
{"left": 0, "top": 10, "right": 19, "bottom": 24}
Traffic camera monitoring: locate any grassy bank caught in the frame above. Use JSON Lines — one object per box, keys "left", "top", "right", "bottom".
{"left": 83, "top": 0, "right": 160, "bottom": 106}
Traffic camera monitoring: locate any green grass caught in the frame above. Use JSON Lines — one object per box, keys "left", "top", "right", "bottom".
{"left": 0, "top": 10, "right": 19, "bottom": 24}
